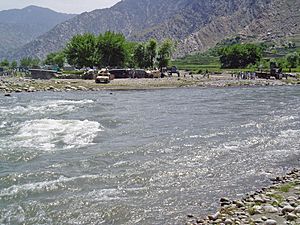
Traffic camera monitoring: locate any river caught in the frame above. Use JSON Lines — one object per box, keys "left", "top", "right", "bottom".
{"left": 0, "top": 86, "right": 299, "bottom": 225}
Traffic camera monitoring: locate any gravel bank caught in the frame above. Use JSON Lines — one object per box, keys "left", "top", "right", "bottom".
{"left": 187, "top": 169, "right": 300, "bottom": 225}
{"left": 0, "top": 74, "right": 299, "bottom": 94}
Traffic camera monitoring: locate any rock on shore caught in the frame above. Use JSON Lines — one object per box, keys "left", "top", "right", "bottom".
{"left": 187, "top": 169, "right": 300, "bottom": 225}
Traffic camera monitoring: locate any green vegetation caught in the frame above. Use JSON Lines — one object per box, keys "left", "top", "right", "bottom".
{"left": 44, "top": 31, "right": 173, "bottom": 70}
{"left": 20, "top": 57, "right": 40, "bottom": 68}
{"left": 173, "top": 36, "right": 300, "bottom": 74}
{"left": 64, "top": 33, "right": 96, "bottom": 68}
{"left": 218, "top": 44, "right": 262, "bottom": 68}
{"left": 44, "top": 51, "right": 65, "bottom": 68}
{"left": 276, "top": 182, "right": 296, "bottom": 193}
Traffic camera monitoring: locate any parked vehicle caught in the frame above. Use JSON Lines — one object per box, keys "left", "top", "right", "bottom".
{"left": 167, "top": 66, "right": 180, "bottom": 77}
{"left": 256, "top": 62, "right": 283, "bottom": 80}
{"left": 95, "top": 69, "right": 113, "bottom": 83}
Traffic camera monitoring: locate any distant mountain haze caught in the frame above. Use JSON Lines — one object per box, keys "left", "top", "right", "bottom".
{"left": 0, "top": 6, "right": 76, "bottom": 59}
{"left": 3, "top": 0, "right": 300, "bottom": 60}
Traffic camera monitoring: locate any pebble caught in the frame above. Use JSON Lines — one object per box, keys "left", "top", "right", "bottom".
{"left": 263, "top": 205, "right": 279, "bottom": 213}
{"left": 264, "top": 219, "right": 277, "bottom": 225}
{"left": 282, "top": 205, "right": 295, "bottom": 214}
{"left": 294, "top": 206, "right": 300, "bottom": 213}
{"left": 286, "top": 213, "right": 297, "bottom": 221}
{"left": 224, "top": 218, "right": 233, "bottom": 224}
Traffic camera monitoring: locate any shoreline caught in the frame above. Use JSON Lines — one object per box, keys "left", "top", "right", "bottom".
{"left": 187, "top": 169, "right": 300, "bottom": 225}
{"left": 0, "top": 74, "right": 299, "bottom": 94}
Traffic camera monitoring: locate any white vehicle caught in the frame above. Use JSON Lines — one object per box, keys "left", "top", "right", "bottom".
{"left": 95, "top": 69, "right": 113, "bottom": 83}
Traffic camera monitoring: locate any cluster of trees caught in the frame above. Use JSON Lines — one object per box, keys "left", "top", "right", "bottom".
{"left": 1, "top": 31, "right": 174, "bottom": 71}
{"left": 0, "top": 57, "right": 40, "bottom": 69}
{"left": 218, "top": 43, "right": 263, "bottom": 68}
{"left": 51, "top": 31, "right": 173, "bottom": 70}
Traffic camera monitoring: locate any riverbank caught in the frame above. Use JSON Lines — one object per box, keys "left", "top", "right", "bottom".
{"left": 187, "top": 169, "right": 300, "bottom": 225}
{"left": 0, "top": 73, "right": 299, "bottom": 94}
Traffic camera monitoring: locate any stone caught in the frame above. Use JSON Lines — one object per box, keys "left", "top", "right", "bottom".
{"left": 286, "top": 213, "right": 297, "bottom": 221}
{"left": 294, "top": 206, "right": 300, "bottom": 213}
{"left": 261, "top": 216, "right": 268, "bottom": 221}
{"left": 254, "top": 218, "right": 264, "bottom": 223}
{"left": 282, "top": 205, "right": 294, "bottom": 214}
{"left": 233, "top": 200, "right": 244, "bottom": 208}
{"left": 208, "top": 212, "right": 219, "bottom": 221}
{"left": 224, "top": 219, "right": 233, "bottom": 224}
{"left": 263, "top": 205, "right": 279, "bottom": 213}
{"left": 264, "top": 219, "right": 277, "bottom": 225}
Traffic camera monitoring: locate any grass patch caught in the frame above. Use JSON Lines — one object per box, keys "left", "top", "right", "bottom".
{"left": 276, "top": 182, "right": 296, "bottom": 193}
{"left": 267, "top": 193, "right": 284, "bottom": 204}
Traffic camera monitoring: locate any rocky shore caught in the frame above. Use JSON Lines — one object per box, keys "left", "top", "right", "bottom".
{"left": 187, "top": 169, "right": 300, "bottom": 225}
{"left": 0, "top": 74, "right": 299, "bottom": 94}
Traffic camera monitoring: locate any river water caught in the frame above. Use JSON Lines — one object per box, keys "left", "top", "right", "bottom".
{"left": 0, "top": 86, "right": 299, "bottom": 225}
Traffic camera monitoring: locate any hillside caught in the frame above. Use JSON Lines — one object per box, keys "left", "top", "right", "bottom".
{"left": 0, "top": 6, "right": 76, "bottom": 59}
{"left": 6, "top": 0, "right": 300, "bottom": 60}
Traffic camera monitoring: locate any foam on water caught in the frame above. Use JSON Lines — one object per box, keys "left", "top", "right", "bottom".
{"left": 0, "top": 99, "right": 94, "bottom": 116}
{"left": 0, "top": 174, "right": 99, "bottom": 198}
{"left": 13, "top": 119, "right": 103, "bottom": 151}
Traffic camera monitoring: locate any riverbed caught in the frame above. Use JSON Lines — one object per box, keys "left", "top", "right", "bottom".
{"left": 0, "top": 86, "right": 299, "bottom": 224}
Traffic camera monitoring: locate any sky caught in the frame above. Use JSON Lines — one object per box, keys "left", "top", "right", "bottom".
{"left": 0, "top": 0, "right": 121, "bottom": 14}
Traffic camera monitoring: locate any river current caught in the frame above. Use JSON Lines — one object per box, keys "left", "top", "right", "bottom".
{"left": 0, "top": 86, "right": 299, "bottom": 225}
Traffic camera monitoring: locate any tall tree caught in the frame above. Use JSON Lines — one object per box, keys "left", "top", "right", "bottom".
{"left": 0, "top": 59, "right": 9, "bottom": 67}
{"left": 286, "top": 52, "right": 299, "bottom": 69}
{"left": 133, "top": 43, "right": 147, "bottom": 68}
{"left": 157, "top": 39, "right": 173, "bottom": 71}
{"left": 218, "top": 44, "right": 262, "bottom": 68}
{"left": 95, "top": 31, "right": 128, "bottom": 68}
{"left": 64, "top": 33, "right": 96, "bottom": 68}
{"left": 20, "top": 57, "right": 40, "bottom": 68}
{"left": 145, "top": 39, "right": 157, "bottom": 69}
{"left": 45, "top": 51, "right": 65, "bottom": 68}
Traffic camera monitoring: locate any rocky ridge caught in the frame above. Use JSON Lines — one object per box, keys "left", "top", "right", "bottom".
{"left": 0, "top": 6, "right": 76, "bottom": 59}
{"left": 5, "top": 0, "right": 300, "bottom": 60}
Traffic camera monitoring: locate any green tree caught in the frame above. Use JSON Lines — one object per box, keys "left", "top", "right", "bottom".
{"left": 218, "top": 44, "right": 262, "bottom": 68}
{"left": 20, "top": 57, "right": 40, "bottom": 68}
{"left": 45, "top": 51, "right": 65, "bottom": 68}
{"left": 10, "top": 61, "right": 18, "bottom": 69}
{"left": 133, "top": 43, "right": 147, "bottom": 68}
{"left": 145, "top": 39, "right": 157, "bottom": 69}
{"left": 64, "top": 33, "right": 96, "bottom": 68}
{"left": 0, "top": 59, "right": 9, "bottom": 67}
{"left": 157, "top": 39, "right": 173, "bottom": 71}
{"left": 95, "top": 31, "right": 128, "bottom": 67}
{"left": 286, "top": 52, "right": 299, "bottom": 69}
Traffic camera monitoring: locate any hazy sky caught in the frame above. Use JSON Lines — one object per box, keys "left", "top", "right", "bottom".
{"left": 0, "top": 0, "right": 121, "bottom": 14}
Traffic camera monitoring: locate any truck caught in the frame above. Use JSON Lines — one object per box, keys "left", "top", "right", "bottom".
{"left": 95, "top": 69, "right": 113, "bottom": 83}
{"left": 167, "top": 66, "right": 180, "bottom": 77}
{"left": 256, "top": 62, "right": 283, "bottom": 80}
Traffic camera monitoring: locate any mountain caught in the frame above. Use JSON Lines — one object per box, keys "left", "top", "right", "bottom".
{"left": 6, "top": 0, "right": 300, "bottom": 60}
{"left": 0, "top": 6, "right": 76, "bottom": 59}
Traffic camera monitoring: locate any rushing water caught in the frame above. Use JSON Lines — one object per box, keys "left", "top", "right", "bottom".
{"left": 0, "top": 86, "right": 299, "bottom": 225}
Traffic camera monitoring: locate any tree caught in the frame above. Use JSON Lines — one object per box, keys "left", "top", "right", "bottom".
{"left": 95, "top": 31, "right": 128, "bottom": 67}
{"left": 133, "top": 43, "right": 147, "bottom": 68}
{"left": 45, "top": 51, "right": 65, "bottom": 68}
{"left": 157, "top": 39, "right": 173, "bottom": 71}
{"left": 0, "top": 59, "right": 9, "bottom": 67}
{"left": 145, "top": 39, "right": 157, "bottom": 69}
{"left": 20, "top": 57, "right": 40, "bottom": 68}
{"left": 64, "top": 33, "right": 96, "bottom": 68}
{"left": 286, "top": 52, "right": 299, "bottom": 69}
{"left": 218, "top": 44, "right": 262, "bottom": 68}
{"left": 10, "top": 61, "right": 18, "bottom": 69}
